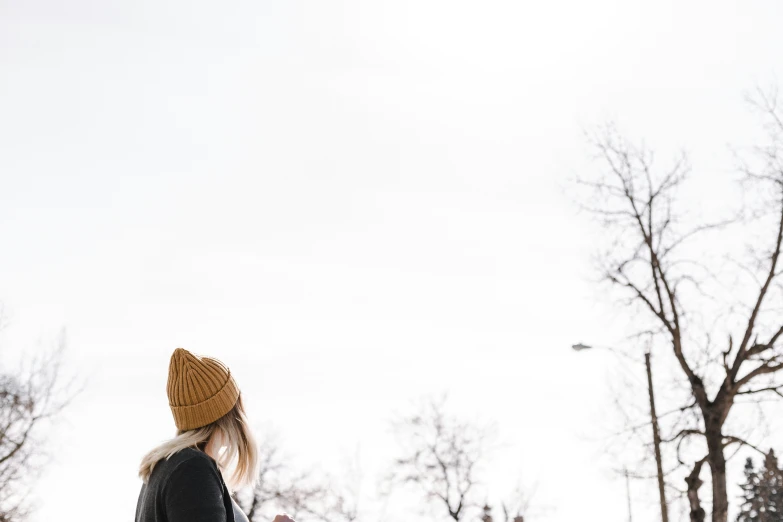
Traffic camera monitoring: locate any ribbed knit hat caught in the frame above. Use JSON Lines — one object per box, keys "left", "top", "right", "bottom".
{"left": 167, "top": 347, "right": 240, "bottom": 431}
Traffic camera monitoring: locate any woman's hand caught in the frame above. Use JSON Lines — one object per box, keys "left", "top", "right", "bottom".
{"left": 272, "top": 514, "right": 295, "bottom": 522}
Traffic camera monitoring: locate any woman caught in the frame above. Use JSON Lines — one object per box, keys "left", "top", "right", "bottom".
{"left": 135, "top": 347, "right": 295, "bottom": 522}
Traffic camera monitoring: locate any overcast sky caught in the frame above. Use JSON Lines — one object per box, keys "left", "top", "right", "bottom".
{"left": 2, "top": 1, "right": 783, "bottom": 522}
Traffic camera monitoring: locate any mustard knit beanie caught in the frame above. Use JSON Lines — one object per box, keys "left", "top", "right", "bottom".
{"left": 167, "top": 347, "right": 240, "bottom": 431}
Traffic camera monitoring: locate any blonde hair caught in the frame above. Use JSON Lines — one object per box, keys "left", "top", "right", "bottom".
{"left": 139, "top": 394, "right": 259, "bottom": 492}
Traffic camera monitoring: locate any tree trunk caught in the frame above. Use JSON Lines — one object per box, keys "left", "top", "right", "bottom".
{"left": 705, "top": 423, "right": 729, "bottom": 522}
{"left": 685, "top": 461, "right": 705, "bottom": 522}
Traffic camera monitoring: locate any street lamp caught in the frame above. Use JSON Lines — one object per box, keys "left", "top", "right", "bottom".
{"left": 571, "top": 342, "right": 641, "bottom": 364}
{"left": 571, "top": 341, "right": 669, "bottom": 522}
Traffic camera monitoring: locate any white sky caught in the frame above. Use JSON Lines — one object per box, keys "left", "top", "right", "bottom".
{"left": 1, "top": 1, "right": 783, "bottom": 521}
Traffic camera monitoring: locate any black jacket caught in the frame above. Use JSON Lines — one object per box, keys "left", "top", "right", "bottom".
{"left": 135, "top": 447, "right": 246, "bottom": 522}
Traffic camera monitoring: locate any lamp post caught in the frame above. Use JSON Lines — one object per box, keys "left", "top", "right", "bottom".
{"left": 624, "top": 467, "right": 633, "bottom": 522}
{"left": 572, "top": 343, "right": 669, "bottom": 522}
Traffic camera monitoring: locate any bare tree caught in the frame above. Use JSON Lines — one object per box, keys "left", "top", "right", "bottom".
{"left": 0, "top": 324, "right": 81, "bottom": 521}
{"left": 488, "top": 479, "right": 536, "bottom": 522}
{"left": 237, "top": 432, "right": 360, "bottom": 522}
{"left": 577, "top": 88, "right": 783, "bottom": 522}
{"left": 382, "top": 394, "right": 497, "bottom": 522}
{"left": 274, "top": 471, "right": 358, "bottom": 522}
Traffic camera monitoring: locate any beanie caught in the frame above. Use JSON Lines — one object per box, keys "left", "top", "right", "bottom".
{"left": 167, "top": 347, "right": 240, "bottom": 431}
